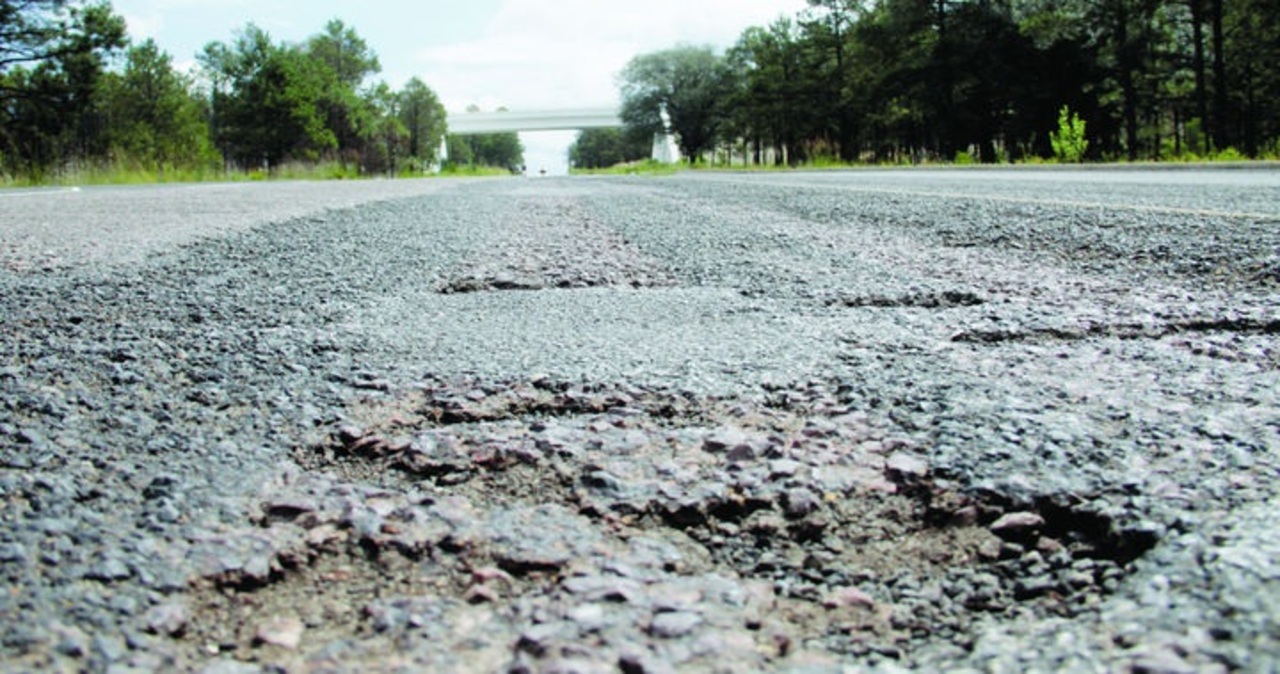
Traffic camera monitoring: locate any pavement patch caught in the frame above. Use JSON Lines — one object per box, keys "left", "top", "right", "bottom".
{"left": 437, "top": 196, "right": 676, "bottom": 294}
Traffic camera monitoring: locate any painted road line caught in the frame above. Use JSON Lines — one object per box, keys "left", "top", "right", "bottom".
{"left": 0, "top": 187, "right": 82, "bottom": 199}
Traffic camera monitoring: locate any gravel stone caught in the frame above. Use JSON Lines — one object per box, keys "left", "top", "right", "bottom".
{"left": 989, "top": 512, "right": 1046, "bottom": 541}
{"left": 253, "top": 615, "right": 303, "bottom": 650}
{"left": 143, "top": 602, "right": 188, "bottom": 637}
{"left": 781, "top": 488, "right": 820, "bottom": 519}
{"left": 648, "top": 611, "right": 703, "bottom": 639}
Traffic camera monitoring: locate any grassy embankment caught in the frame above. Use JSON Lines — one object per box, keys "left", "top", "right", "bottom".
{"left": 8, "top": 149, "right": 1275, "bottom": 186}
{"left": 573, "top": 148, "right": 1279, "bottom": 175}
{"left": 0, "top": 160, "right": 513, "bottom": 188}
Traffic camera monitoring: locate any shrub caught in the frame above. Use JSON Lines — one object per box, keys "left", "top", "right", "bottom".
{"left": 1211, "top": 147, "right": 1245, "bottom": 162}
{"left": 1049, "top": 106, "right": 1089, "bottom": 163}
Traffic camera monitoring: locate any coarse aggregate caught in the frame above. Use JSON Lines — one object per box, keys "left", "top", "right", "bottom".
{"left": 1, "top": 169, "right": 1278, "bottom": 672}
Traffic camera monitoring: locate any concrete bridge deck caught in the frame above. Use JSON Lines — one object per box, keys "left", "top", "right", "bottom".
{"left": 446, "top": 108, "right": 623, "bottom": 134}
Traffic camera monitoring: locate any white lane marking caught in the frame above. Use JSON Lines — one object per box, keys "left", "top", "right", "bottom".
{"left": 0, "top": 187, "right": 81, "bottom": 199}
{"left": 697, "top": 176, "right": 1278, "bottom": 221}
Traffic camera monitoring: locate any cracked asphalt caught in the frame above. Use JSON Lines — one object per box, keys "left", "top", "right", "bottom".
{"left": 1, "top": 168, "right": 1278, "bottom": 672}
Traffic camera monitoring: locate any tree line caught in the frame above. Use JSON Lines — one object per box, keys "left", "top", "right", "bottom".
{"left": 617, "top": 0, "right": 1279, "bottom": 164}
{"left": 0, "top": 1, "right": 521, "bottom": 180}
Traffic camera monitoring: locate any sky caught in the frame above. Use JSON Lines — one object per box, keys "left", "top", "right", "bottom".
{"left": 110, "top": 0, "right": 811, "bottom": 174}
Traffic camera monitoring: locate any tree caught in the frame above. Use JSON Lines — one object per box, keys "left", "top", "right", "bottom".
{"left": 397, "top": 77, "right": 446, "bottom": 167}
{"left": 305, "top": 19, "right": 380, "bottom": 164}
{"left": 726, "top": 19, "right": 820, "bottom": 165}
{"left": 569, "top": 128, "right": 650, "bottom": 169}
{"left": 1, "top": 0, "right": 123, "bottom": 76}
{"left": 852, "top": 0, "right": 937, "bottom": 160}
{"left": 445, "top": 105, "right": 523, "bottom": 170}
{"left": 628, "top": 0, "right": 1280, "bottom": 165}
{"left": 1222, "top": 0, "right": 1280, "bottom": 155}
{"left": 466, "top": 131, "right": 524, "bottom": 169}
{"left": 802, "top": 0, "right": 865, "bottom": 159}
{"left": 444, "top": 132, "right": 524, "bottom": 170}
{"left": 1209, "top": 0, "right": 1227, "bottom": 151}
{"left": 306, "top": 19, "right": 379, "bottom": 89}
{"left": 934, "top": 0, "right": 1041, "bottom": 162}
{"left": 620, "top": 45, "right": 730, "bottom": 163}
{"left": 202, "top": 25, "right": 336, "bottom": 170}
{"left": 357, "top": 81, "right": 405, "bottom": 174}
{"left": 99, "top": 39, "right": 216, "bottom": 170}
{"left": 444, "top": 134, "right": 473, "bottom": 166}
{"left": 0, "top": 0, "right": 125, "bottom": 176}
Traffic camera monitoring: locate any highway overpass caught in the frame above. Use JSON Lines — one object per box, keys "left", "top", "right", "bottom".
{"left": 446, "top": 108, "right": 623, "bottom": 134}
{"left": 442, "top": 107, "right": 678, "bottom": 165}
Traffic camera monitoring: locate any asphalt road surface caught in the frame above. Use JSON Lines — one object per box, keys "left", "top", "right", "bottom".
{"left": 2, "top": 168, "right": 1278, "bottom": 672}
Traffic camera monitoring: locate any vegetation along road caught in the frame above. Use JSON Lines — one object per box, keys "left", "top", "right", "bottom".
{"left": 2, "top": 168, "right": 1279, "bottom": 672}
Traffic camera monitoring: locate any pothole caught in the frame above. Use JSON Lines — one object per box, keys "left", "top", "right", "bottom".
{"left": 176, "top": 377, "right": 1159, "bottom": 670}
{"left": 828, "top": 290, "right": 985, "bottom": 309}
{"left": 953, "top": 316, "right": 1280, "bottom": 344}
{"left": 438, "top": 269, "right": 672, "bottom": 294}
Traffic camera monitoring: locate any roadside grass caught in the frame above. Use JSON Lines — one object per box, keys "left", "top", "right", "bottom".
{"left": 686, "top": 147, "right": 1280, "bottom": 171}
{"left": 0, "top": 161, "right": 351, "bottom": 187}
{"left": 570, "top": 159, "right": 680, "bottom": 176}
{"left": 437, "top": 164, "right": 516, "bottom": 177}
{"left": 1, "top": 164, "right": 236, "bottom": 187}
{"left": 7, "top": 148, "right": 1276, "bottom": 188}
{"left": 0, "top": 160, "right": 525, "bottom": 188}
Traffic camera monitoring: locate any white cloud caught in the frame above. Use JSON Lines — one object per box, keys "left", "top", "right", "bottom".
{"left": 418, "top": 0, "right": 807, "bottom": 112}
{"left": 120, "top": 11, "right": 165, "bottom": 41}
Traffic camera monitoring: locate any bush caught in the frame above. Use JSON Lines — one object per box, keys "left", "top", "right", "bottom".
{"left": 1210, "top": 147, "right": 1246, "bottom": 162}
{"left": 1050, "top": 106, "right": 1089, "bottom": 163}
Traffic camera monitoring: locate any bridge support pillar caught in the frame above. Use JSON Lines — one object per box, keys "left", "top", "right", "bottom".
{"left": 652, "top": 132, "right": 679, "bottom": 164}
{"left": 651, "top": 104, "right": 680, "bottom": 164}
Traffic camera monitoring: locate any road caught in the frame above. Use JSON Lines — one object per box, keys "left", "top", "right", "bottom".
{"left": 1, "top": 169, "right": 1278, "bottom": 672}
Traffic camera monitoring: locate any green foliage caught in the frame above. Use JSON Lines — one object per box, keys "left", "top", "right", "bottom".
{"left": 620, "top": 45, "right": 730, "bottom": 164}
{"left": 624, "top": 0, "right": 1280, "bottom": 166}
{"left": 306, "top": 19, "right": 380, "bottom": 89}
{"left": 570, "top": 159, "right": 679, "bottom": 176}
{"left": 724, "top": 19, "right": 814, "bottom": 166}
{"left": 445, "top": 129, "right": 523, "bottom": 171}
{"left": 34, "top": 161, "right": 228, "bottom": 186}
{"left": 1, "top": 11, "right": 459, "bottom": 182}
{"left": 569, "top": 128, "right": 650, "bottom": 169}
{"left": 953, "top": 150, "right": 976, "bottom": 165}
{"left": 303, "top": 18, "right": 382, "bottom": 168}
{"left": 203, "top": 26, "right": 340, "bottom": 170}
{"left": 1209, "top": 147, "right": 1246, "bottom": 162}
{"left": 0, "top": 0, "right": 127, "bottom": 177}
{"left": 437, "top": 163, "right": 514, "bottom": 177}
{"left": 1049, "top": 106, "right": 1089, "bottom": 163}
{"left": 396, "top": 78, "right": 447, "bottom": 166}
{"left": 99, "top": 39, "right": 219, "bottom": 171}
{"left": 271, "top": 161, "right": 360, "bottom": 180}
{"left": 12, "top": 0, "right": 1280, "bottom": 182}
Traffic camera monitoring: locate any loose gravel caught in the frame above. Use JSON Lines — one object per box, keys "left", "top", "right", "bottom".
{"left": 1, "top": 170, "right": 1278, "bottom": 672}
